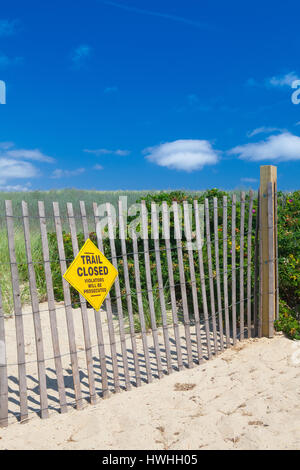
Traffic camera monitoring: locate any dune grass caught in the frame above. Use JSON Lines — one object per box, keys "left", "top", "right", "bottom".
{"left": 0, "top": 227, "right": 48, "bottom": 314}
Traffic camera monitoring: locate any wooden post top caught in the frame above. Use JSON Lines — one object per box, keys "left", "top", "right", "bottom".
{"left": 260, "top": 165, "right": 277, "bottom": 182}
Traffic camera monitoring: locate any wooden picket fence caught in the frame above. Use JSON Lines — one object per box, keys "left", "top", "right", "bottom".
{"left": 0, "top": 168, "right": 279, "bottom": 427}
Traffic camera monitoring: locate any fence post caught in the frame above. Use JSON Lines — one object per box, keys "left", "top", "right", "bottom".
{"left": 259, "top": 165, "right": 278, "bottom": 337}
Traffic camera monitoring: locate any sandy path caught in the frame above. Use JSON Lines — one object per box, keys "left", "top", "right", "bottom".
{"left": 1, "top": 334, "right": 299, "bottom": 450}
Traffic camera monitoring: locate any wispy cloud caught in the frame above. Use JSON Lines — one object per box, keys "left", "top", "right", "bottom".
{"left": 0, "top": 183, "right": 32, "bottom": 192}
{"left": 94, "top": 164, "right": 104, "bottom": 170}
{"left": 104, "top": 86, "right": 118, "bottom": 94}
{"left": 51, "top": 168, "right": 86, "bottom": 179}
{"left": 241, "top": 177, "right": 258, "bottom": 183}
{"left": 0, "top": 141, "right": 14, "bottom": 150}
{"left": 0, "top": 143, "right": 55, "bottom": 163}
{"left": 0, "top": 53, "right": 23, "bottom": 69}
{"left": 71, "top": 45, "right": 91, "bottom": 68}
{"left": 229, "top": 132, "right": 300, "bottom": 162}
{"left": 187, "top": 94, "right": 199, "bottom": 105}
{"left": 144, "top": 139, "right": 219, "bottom": 172}
{"left": 247, "top": 126, "right": 285, "bottom": 137}
{"left": 0, "top": 19, "right": 19, "bottom": 37}
{"left": 245, "top": 78, "right": 260, "bottom": 87}
{"left": 99, "top": 0, "right": 213, "bottom": 30}
{"left": 245, "top": 72, "right": 300, "bottom": 89}
{"left": 84, "top": 148, "right": 130, "bottom": 156}
{"left": 186, "top": 94, "right": 213, "bottom": 111}
{"left": 177, "top": 94, "right": 236, "bottom": 114}
{"left": 266, "top": 72, "right": 299, "bottom": 88}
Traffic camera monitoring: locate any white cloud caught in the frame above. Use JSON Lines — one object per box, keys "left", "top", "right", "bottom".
{"left": 247, "top": 127, "right": 285, "bottom": 137}
{"left": 267, "top": 72, "right": 299, "bottom": 88}
{"left": 0, "top": 183, "right": 32, "bottom": 192}
{"left": 115, "top": 149, "right": 130, "bottom": 156}
{"left": 51, "top": 168, "right": 85, "bottom": 179}
{"left": 246, "top": 72, "right": 300, "bottom": 89}
{"left": 144, "top": 139, "right": 219, "bottom": 172}
{"left": 94, "top": 164, "right": 103, "bottom": 170}
{"left": 1, "top": 148, "right": 54, "bottom": 162}
{"left": 71, "top": 45, "right": 91, "bottom": 68}
{"left": 0, "top": 143, "right": 54, "bottom": 185}
{"left": 84, "top": 148, "right": 130, "bottom": 156}
{"left": 229, "top": 132, "right": 300, "bottom": 162}
{"left": 0, "top": 158, "right": 39, "bottom": 180}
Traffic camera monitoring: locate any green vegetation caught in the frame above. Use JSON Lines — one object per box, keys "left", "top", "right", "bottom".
{"left": 275, "top": 190, "right": 300, "bottom": 339}
{"left": 0, "top": 188, "right": 299, "bottom": 338}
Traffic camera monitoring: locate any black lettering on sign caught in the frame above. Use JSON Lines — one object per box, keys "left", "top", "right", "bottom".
{"left": 81, "top": 254, "right": 103, "bottom": 265}
{"left": 77, "top": 265, "right": 109, "bottom": 277}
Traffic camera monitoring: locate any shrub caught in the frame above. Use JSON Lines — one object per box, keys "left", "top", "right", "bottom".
{"left": 275, "top": 300, "right": 300, "bottom": 340}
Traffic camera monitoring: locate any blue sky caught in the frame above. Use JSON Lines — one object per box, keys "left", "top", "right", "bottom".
{"left": 0, "top": 0, "right": 300, "bottom": 191}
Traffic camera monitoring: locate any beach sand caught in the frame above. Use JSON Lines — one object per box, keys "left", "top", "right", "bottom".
{"left": 0, "top": 308, "right": 299, "bottom": 450}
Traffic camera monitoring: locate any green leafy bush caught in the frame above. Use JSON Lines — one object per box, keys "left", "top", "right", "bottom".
{"left": 276, "top": 190, "right": 300, "bottom": 339}
{"left": 275, "top": 300, "right": 300, "bottom": 340}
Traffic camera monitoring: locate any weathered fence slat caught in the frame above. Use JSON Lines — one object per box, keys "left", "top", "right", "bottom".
{"left": 258, "top": 190, "right": 263, "bottom": 338}
{"left": 231, "top": 195, "right": 237, "bottom": 345}
{"left": 194, "top": 200, "right": 212, "bottom": 359}
{"left": 106, "top": 202, "right": 131, "bottom": 389}
{"left": 21, "top": 201, "right": 49, "bottom": 418}
{"left": 267, "top": 182, "right": 275, "bottom": 338}
{"left": 151, "top": 202, "right": 173, "bottom": 374}
{"left": 141, "top": 201, "right": 164, "bottom": 378}
{"left": 66, "top": 203, "right": 97, "bottom": 404}
{"left": 253, "top": 192, "right": 260, "bottom": 337}
{"left": 183, "top": 201, "right": 203, "bottom": 363}
{"left": 172, "top": 201, "right": 194, "bottom": 368}
{"left": 38, "top": 201, "right": 68, "bottom": 413}
{"left": 0, "top": 287, "right": 8, "bottom": 427}
{"left": 213, "top": 197, "right": 224, "bottom": 352}
{"left": 118, "top": 199, "right": 142, "bottom": 386}
{"left": 90, "top": 203, "right": 110, "bottom": 397}
{"left": 222, "top": 196, "right": 231, "bottom": 347}
{"left": 204, "top": 198, "right": 218, "bottom": 354}
{"left": 247, "top": 190, "right": 254, "bottom": 338}
{"left": 91, "top": 203, "right": 120, "bottom": 393}
{"left": 131, "top": 231, "right": 153, "bottom": 383}
{"left": 162, "top": 202, "right": 183, "bottom": 371}
{"left": 239, "top": 192, "right": 245, "bottom": 340}
{"left": 53, "top": 202, "right": 83, "bottom": 409}
{"left": 5, "top": 200, "right": 28, "bottom": 421}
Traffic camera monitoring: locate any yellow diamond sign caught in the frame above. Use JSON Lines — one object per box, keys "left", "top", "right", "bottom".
{"left": 63, "top": 238, "right": 118, "bottom": 311}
